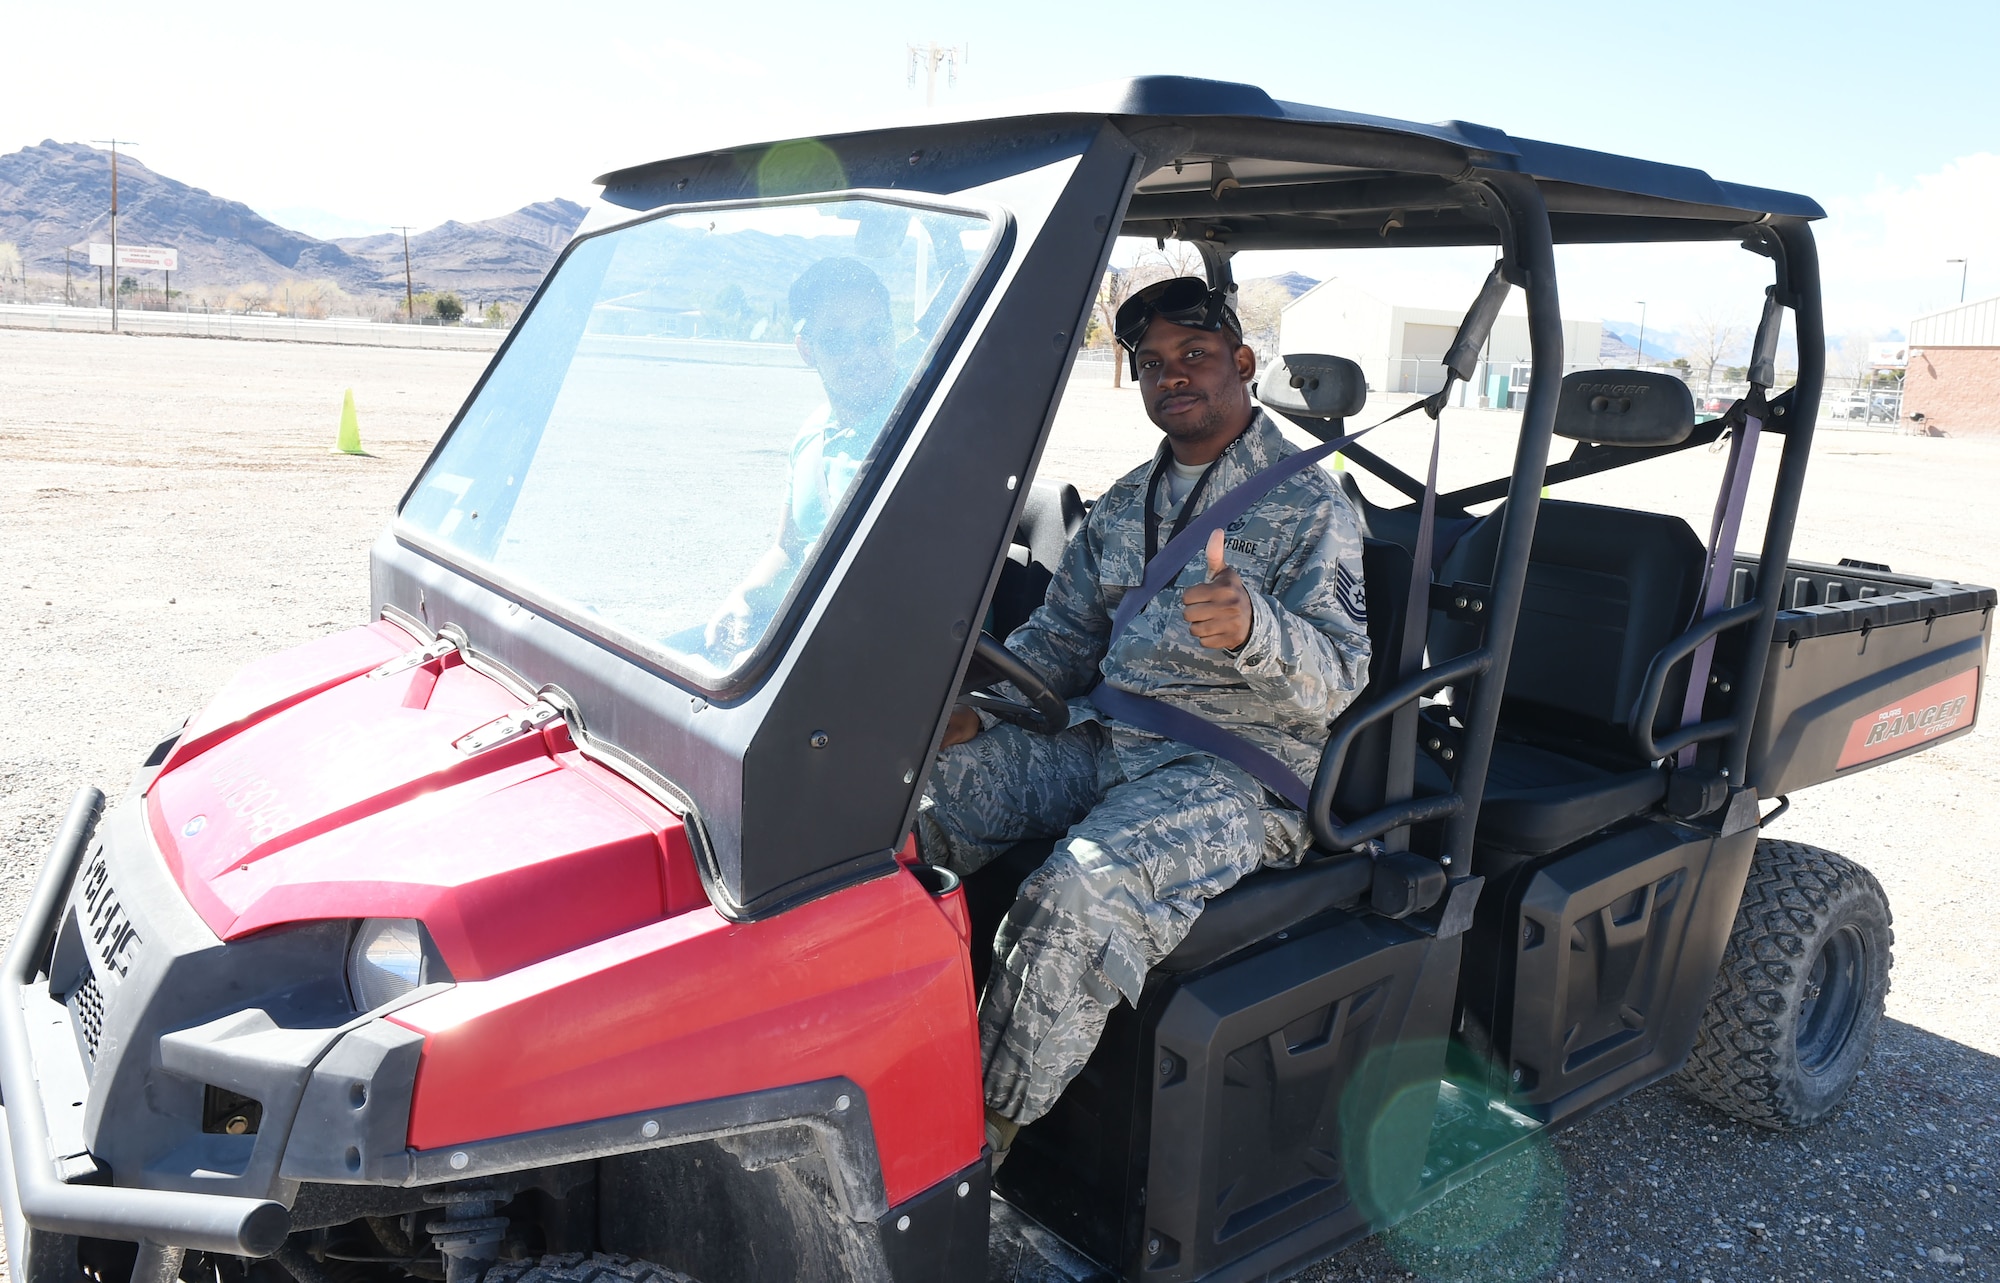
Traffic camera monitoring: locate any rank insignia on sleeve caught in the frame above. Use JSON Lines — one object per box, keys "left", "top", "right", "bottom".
{"left": 1336, "top": 563, "right": 1368, "bottom": 624}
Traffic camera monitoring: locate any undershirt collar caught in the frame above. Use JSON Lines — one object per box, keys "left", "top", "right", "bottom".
{"left": 1162, "top": 457, "right": 1206, "bottom": 507}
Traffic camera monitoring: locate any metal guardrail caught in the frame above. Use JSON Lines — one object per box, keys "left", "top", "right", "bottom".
{"left": 0, "top": 304, "right": 508, "bottom": 351}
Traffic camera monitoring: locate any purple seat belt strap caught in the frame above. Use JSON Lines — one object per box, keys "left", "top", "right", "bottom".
{"left": 1103, "top": 430, "right": 1368, "bottom": 641}
{"left": 1087, "top": 428, "right": 1376, "bottom": 810}
{"left": 1675, "top": 408, "right": 1764, "bottom": 767}
{"left": 1086, "top": 393, "right": 1447, "bottom": 810}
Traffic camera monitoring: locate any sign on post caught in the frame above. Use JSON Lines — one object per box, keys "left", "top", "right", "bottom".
{"left": 87, "top": 243, "right": 179, "bottom": 271}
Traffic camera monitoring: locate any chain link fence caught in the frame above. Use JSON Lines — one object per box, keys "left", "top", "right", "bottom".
{"left": 0, "top": 303, "right": 508, "bottom": 351}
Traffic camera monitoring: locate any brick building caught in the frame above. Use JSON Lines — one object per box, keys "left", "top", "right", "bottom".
{"left": 1904, "top": 294, "right": 2000, "bottom": 435}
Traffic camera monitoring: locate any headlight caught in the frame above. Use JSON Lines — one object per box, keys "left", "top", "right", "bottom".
{"left": 347, "top": 919, "right": 451, "bottom": 1011}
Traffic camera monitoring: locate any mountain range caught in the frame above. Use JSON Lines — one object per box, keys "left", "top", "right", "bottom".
{"left": 1602, "top": 324, "right": 1686, "bottom": 364}
{"left": 0, "top": 141, "right": 585, "bottom": 303}
{"left": 1254, "top": 270, "right": 1319, "bottom": 299}
{"left": 1, "top": 143, "right": 1689, "bottom": 355}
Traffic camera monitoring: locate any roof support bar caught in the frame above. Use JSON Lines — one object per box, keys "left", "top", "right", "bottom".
{"left": 1438, "top": 172, "right": 1564, "bottom": 870}
{"left": 1720, "top": 220, "right": 1824, "bottom": 789}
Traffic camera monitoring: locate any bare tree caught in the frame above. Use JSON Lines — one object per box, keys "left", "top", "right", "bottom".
{"left": 1233, "top": 277, "right": 1294, "bottom": 358}
{"left": 1092, "top": 267, "right": 1133, "bottom": 387}
{"left": 1128, "top": 240, "right": 1202, "bottom": 290}
{"left": 1831, "top": 333, "right": 1872, "bottom": 392}
{"left": 1685, "top": 309, "right": 1745, "bottom": 396}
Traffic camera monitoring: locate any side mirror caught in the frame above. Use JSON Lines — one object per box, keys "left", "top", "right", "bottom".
{"left": 1553, "top": 370, "right": 1694, "bottom": 447}
{"left": 1258, "top": 354, "right": 1369, "bottom": 441}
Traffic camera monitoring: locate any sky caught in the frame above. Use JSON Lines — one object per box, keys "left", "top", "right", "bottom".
{"left": 5, "top": 0, "right": 1994, "bottom": 340}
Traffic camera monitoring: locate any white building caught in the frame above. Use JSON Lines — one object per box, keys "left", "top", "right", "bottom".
{"left": 1279, "top": 279, "right": 1604, "bottom": 402}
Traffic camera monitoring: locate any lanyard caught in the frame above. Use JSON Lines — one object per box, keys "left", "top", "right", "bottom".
{"left": 1142, "top": 450, "right": 1220, "bottom": 566}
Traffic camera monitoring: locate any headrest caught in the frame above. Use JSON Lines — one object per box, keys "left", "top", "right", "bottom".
{"left": 1013, "top": 482, "right": 1085, "bottom": 569}
{"left": 1258, "top": 354, "right": 1369, "bottom": 439}
{"left": 1554, "top": 370, "right": 1694, "bottom": 447}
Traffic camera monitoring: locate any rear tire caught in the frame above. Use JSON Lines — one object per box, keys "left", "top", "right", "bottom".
{"left": 480, "top": 1253, "right": 700, "bottom": 1283}
{"left": 1676, "top": 839, "right": 1892, "bottom": 1129}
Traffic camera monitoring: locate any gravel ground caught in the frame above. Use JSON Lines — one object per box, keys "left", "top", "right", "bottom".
{"left": 2, "top": 328, "right": 1995, "bottom": 1282}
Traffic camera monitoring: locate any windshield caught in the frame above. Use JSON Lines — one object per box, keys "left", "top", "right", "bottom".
{"left": 401, "top": 197, "right": 997, "bottom": 686}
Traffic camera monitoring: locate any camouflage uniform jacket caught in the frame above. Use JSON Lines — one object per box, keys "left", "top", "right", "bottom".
{"left": 1004, "top": 409, "right": 1371, "bottom": 790}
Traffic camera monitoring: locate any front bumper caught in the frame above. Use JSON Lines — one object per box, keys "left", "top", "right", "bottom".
{"left": 0, "top": 789, "right": 289, "bottom": 1260}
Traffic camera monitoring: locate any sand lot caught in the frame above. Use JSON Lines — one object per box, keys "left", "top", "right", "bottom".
{"left": 2, "top": 327, "right": 1995, "bottom": 1280}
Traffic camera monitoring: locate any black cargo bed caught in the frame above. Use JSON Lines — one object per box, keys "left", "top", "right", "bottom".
{"left": 1723, "top": 557, "right": 1994, "bottom": 796}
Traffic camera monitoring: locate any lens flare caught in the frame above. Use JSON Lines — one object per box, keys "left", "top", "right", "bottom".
{"left": 758, "top": 140, "right": 846, "bottom": 197}
{"left": 1381, "top": 1137, "right": 1567, "bottom": 1281}
{"left": 1335, "top": 1040, "right": 1569, "bottom": 1281}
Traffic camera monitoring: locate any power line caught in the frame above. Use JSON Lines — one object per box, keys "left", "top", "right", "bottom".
{"left": 392, "top": 226, "right": 416, "bottom": 322}
{"left": 90, "top": 139, "right": 138, "bottom": 332}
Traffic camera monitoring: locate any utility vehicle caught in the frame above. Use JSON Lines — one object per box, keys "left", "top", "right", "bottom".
{"left": 5, "top": 78, "right": 1991, "bottom": 1283}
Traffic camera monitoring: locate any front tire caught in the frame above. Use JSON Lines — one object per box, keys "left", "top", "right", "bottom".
{"left": 1676, "top": 839, "right": 1892, "bottom": 1129}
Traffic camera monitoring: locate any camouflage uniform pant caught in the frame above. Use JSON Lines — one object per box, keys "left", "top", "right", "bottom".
{"left": 917, "top": 719, "right": 1308, "bottom": 1125}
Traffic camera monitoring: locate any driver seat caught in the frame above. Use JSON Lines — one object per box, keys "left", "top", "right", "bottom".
{"left": 974, "top": 533, "right": 1452, "bottom": 1275}
{"left": 988, "top": 482, "right": 1085, "bottom": 639}
{"left": 961, "top": 534, "right": 1414, "bottom": 995}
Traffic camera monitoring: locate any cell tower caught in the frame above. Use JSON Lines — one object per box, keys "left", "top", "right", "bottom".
{"left": 906, "top": 42, "right": 967, "bottom": 109}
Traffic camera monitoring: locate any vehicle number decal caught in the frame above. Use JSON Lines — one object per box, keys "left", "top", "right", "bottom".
{"left": 76, "top": 850, "right": 144, "bottom": 981}
{"left": 1836, "top": 668, "right": 1979, "bottom": 769}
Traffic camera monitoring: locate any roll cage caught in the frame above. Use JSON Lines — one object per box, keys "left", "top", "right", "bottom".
{"left": 376, "top": 75, "right": 1826, "bottom": 919}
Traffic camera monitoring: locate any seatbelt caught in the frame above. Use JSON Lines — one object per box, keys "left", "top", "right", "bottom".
{"left": 1088, "top": 392, "right": 1448, "bottom": 811}
{"left": 1083, "top": 263, "right": 1506, "bottom": 818}
{"left": 1674, "top": 398, "right": 1763, "bottom": 767}
{"left": 1674, "top": 287, "right": 1784, "bottom": 768}
{"left": 1384, "top": 414, "right": 1442, "bottom": 838}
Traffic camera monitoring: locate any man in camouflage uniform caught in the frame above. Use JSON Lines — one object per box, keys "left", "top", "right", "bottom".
{"left": 917, "top": 277, "right": 1371, "bottom": 1162}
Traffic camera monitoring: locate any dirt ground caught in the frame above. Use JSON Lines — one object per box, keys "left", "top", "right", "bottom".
{"left": 2, "top": 328, "right": 1995, "bottom": 1281}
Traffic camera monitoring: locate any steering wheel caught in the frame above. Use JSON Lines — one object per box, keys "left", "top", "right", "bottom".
{"left": 958, "top": 633, "right": 1069, "bottom": 735}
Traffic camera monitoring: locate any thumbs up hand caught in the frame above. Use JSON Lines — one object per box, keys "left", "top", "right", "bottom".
{"left": 1182, "top": 529, "right": 1253, "bottom": 651}
{"left": 1204, "top": 528, "right": 1228, "bottom": 581}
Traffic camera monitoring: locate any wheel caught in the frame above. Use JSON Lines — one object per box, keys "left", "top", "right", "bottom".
{"left": 480, "top": 1253, "right": 700, "bottom": 1283}
{"left": 1676, "top": 839, "right": 1892, "bottom": 1129}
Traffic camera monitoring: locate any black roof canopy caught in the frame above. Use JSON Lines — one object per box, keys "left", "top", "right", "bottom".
{"left": 596, "top": 76, "right": 1824, "bottom": 252}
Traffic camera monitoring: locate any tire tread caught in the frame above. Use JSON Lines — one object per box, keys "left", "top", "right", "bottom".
{"left": 1675, "top": 838, "right": 1892, "bottom": 1129}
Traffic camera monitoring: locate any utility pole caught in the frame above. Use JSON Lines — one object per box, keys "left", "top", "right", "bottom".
{"left": 906, "top": 42, "right": 967, "bottom": 108}
{"left": 1947, "top": 258, "right": 1968, "bottom": 304}
{"left": 393, "top": 226, "right": 416, "bottom": 322}
{"left": 1634, "top": 300, "right": 1648, "bottom": 368}
{"left": 91, "top": 139, "right": 137, "bottom": 332}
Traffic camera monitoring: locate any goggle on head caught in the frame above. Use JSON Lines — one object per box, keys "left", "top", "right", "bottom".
{"left": 1113, "top": 276, "right": 1242, "bottom": 378}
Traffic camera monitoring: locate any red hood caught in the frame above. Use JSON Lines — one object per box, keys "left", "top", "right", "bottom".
{"left": 146, "top": 622, "right": 706, "bottom": 980}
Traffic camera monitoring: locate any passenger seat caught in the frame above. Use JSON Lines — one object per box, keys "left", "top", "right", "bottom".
{"left": 1430, "top": 499, "right": 1707, "bottom": 862}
